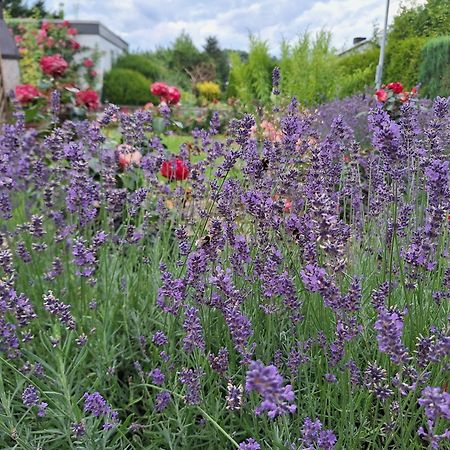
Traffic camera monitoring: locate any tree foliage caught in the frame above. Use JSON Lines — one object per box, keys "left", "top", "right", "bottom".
{"left": 2, "top": 0, "right": 62, "bottom": 18}
{"left": 280, "top": 31, "right": 337, "bottom": 105}
{"left": 389, "top": 0, "right": 450, "bottom": 40}
{"left": 419, "top": 35, "right": 450, "bottom": 98}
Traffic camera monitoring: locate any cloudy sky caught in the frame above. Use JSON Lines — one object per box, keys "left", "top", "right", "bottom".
{"left": 45, "top": 0, "right": 421, "bottom": 53}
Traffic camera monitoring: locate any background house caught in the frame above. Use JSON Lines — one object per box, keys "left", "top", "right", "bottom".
{"left": 66, "top": 20, "right": 128, "bottom": 85}
{"left": 338, "top": 37, "right": 378, "bottom": 57}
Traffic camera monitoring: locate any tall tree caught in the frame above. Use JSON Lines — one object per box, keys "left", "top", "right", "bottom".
{"left": 203, "top": 36, "right": 229, "bottom": 88}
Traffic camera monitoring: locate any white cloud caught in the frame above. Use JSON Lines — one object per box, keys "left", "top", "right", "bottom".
{"left": 44, "top": 0, "right": 427, "bottom": 53}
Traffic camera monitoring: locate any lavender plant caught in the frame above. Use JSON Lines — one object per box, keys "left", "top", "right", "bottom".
{"left": 0, "top": 71, "right": 448, "bottom": 449}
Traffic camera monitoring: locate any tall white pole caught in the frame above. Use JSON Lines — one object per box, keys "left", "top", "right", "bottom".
{"left": 375, "top": 0, "right": 390, "bottom": 89}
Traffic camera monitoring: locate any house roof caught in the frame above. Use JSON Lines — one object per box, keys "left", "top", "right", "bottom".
{"left": 338, "top": 39, "right": 377, "bottom": 57}
{"left": 0, "top": 18, "right": 20, "bottom": 59}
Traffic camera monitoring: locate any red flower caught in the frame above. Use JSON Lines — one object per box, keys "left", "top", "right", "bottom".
{"left": 163, "top": 86, "right": 181, "bottom": 105}
{"left": 15, "top": 84, "right": 41, "bottom": 104}
{"left": 41, "top": 21, "right": 51, "bottom": 31}
{"left": 67, "top": 28, "right": 78, "bottom": 35}
{"left": 375, "top": 89, "right": 388, "bottom": 102}
{"left": 62, "top": 20, "right": 71, "bottom": 28}
{"left": 90, "top": 70, "right": 97, "bottom": 77}
{"left": 40, "top": 54, "right": 69, "bottom": 77}
{"left": 387, "top": 82, "right": 404, "bottom": 94}
{"left": 75, "top": 89, "right": 100, "bottom": 110}
{"left": 83, "top": 58, "right": 94, "bottom": 68}
{"left": 160, "top": 159, "right": 189, "bottom": 181}
{"left": 69, "top": 39, "right": 80, "bottom": 50}
{"left": 151, "top": 82, "right": 169, "bottom": 97}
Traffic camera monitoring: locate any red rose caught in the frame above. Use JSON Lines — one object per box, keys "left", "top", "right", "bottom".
{"left": 386, "top": 82, "right": 404, "bottom": 94}
{"left": 160, "top": 159, "right": 189, "bottom": 181}
{"left": 69, "top": 39, "right": 80, "bottom": 50}
{"left": 67, "top": 28, "right": 78, "bottom": 35}
{"left": 83, "top": 58, "right": 94, "bottom": 68}
{"left": 151, "top": 82, "right": 169, "bottom": 97}
{"left": 62, "top": 20, "right": 71, "bottom": 28}
{"left": 15, "top": 84, "right": 41, "bottom": 104}
{"left": 163, "top": 86, "right": 181, "bottom": 105}
{"left": 75, "top": 89, "right": 100, "bottom": 110}
{"left": 90, "top": 70, "right": 97, "bottom": 77}
{"left": 40, "top": 54, "right": 69, "bottom": 77}
{"left": 375, "top": 89, "right": 388, "bottom": 102}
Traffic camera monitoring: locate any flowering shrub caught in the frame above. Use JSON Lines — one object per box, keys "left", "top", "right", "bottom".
{"left": 0, "top": 68, "right": 448, "bottom": 449}
{"left": 9, "top": 19, "right": 100, "bottom": 122}
{"left": 196, "top": 81, "right": 221, "bottom": 103}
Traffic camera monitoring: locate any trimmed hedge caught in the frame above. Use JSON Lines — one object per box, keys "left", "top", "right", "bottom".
{"left": 419, "top": 35, "right": 450, "bottom": 98}
{"left": 102, "top": 68, "right": 153, "bottom": 105}
{"left": 384, "top": 36, "right": 427, "bottom": 89}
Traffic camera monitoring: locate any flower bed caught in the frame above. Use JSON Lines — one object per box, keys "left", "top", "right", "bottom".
{"left": 0, "top": 70, "right": 449, "bottom": 449}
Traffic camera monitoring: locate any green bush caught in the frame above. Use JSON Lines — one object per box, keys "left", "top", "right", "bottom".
{"left": 280, "top": 31, "right": 337, "bottom": 105}
{"left": 226, "top": 36, "right": 275, "bottom": 106}
{"left": 114, "top": 53, "right": 166, "bottom": 82}
{"left": 336, "top": 46, "right": 379, "bottom": 97}
{"left": 384, "top": 36, "right": 427, "bottom": 89}
{"left": 102, "top": 68, "right": 153, "bottom": 105}
{"left": 419, "top": 35, "right": 450, "bottom": 98}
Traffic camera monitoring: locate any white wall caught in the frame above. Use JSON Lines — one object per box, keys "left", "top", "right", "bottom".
{"left": 1, "top": 59, "right": 21, "bottom": 94}
{"left": 74, "top": 34, "right": 126, "bottom": 87}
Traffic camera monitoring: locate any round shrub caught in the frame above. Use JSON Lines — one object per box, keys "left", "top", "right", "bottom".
{"left": 196, "top": 81, "right": 221, "bottom": 102}
{"left": 102, "top": 68, "right": 153, "bottom": 105}
{"left": 114, "top": 53, "right": 166, "bottom": 81}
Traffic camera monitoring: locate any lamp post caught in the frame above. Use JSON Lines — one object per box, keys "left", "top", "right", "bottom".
{"left": 375, "top": 0, "right": 390, "bottom": 89}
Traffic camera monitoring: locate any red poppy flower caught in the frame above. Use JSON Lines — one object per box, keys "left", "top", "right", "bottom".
{"left": 386, "top": 82, "right": 404, "bottom": 94}
{"left": 375, "top": 89, "right": 388, "bottom": 103}
{"left": 160, "top": 159, "right": 189, "bottom": 181}
{"left": 40, "top": 54, "right": 69, "bottom": 77}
